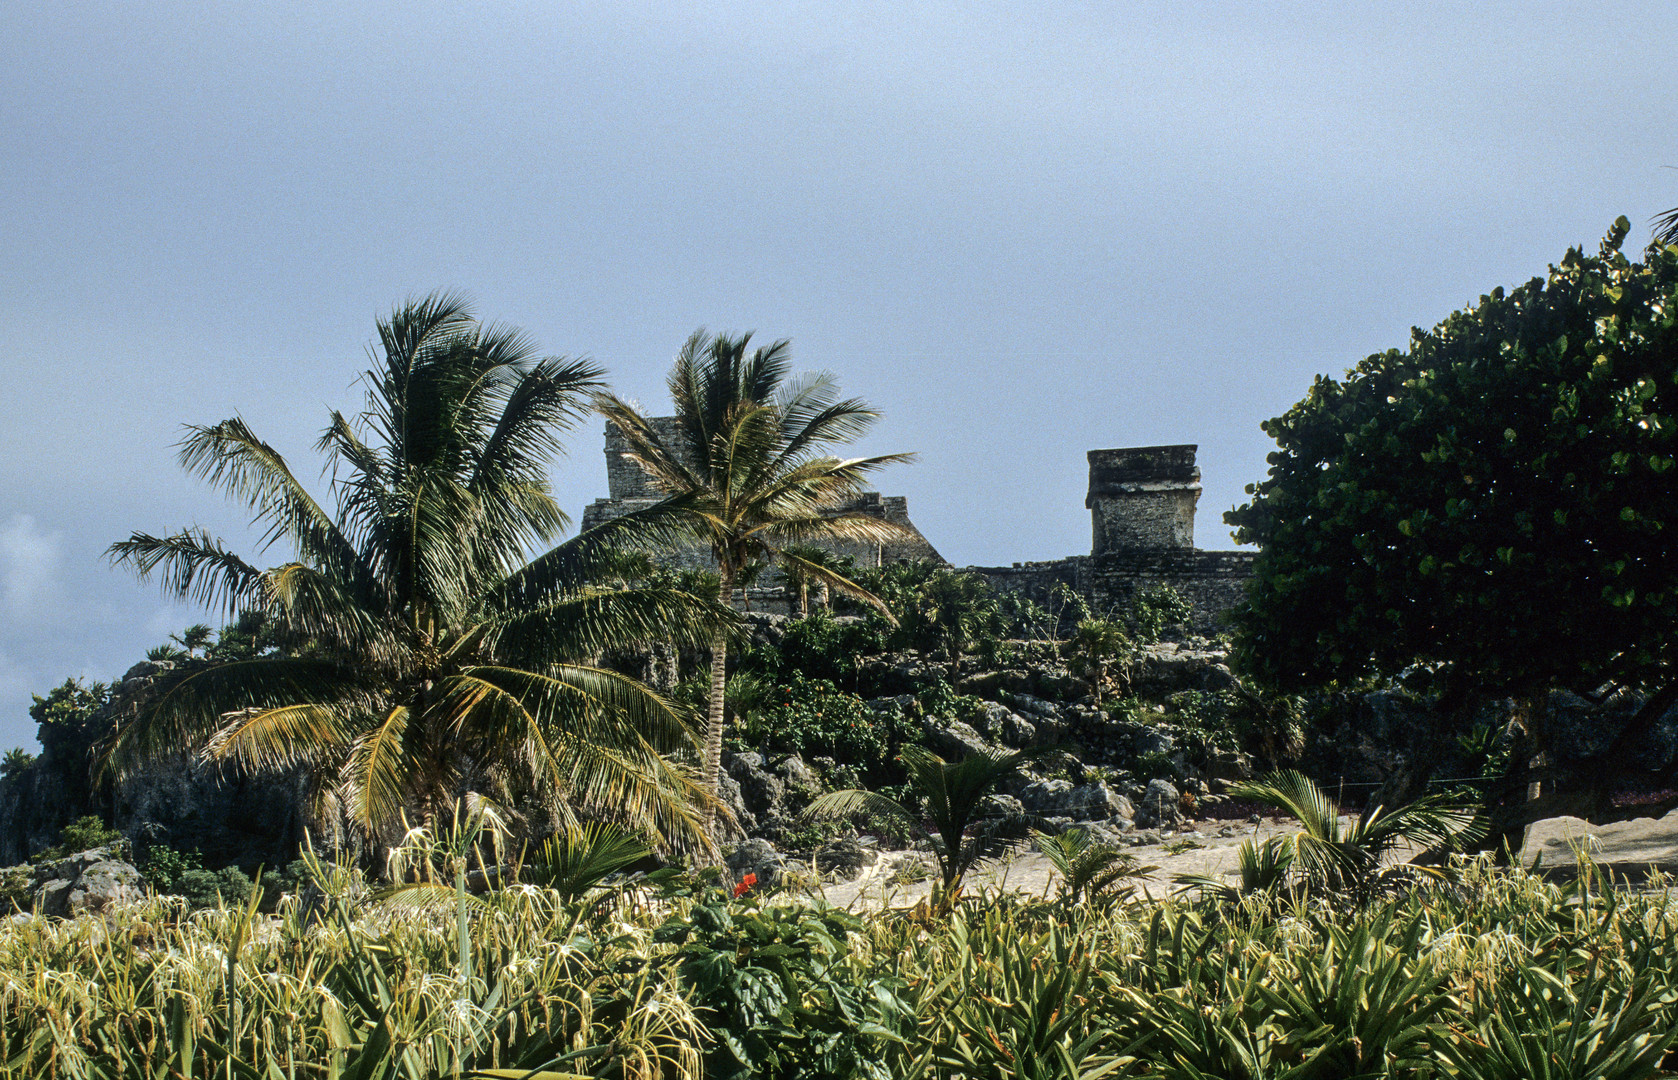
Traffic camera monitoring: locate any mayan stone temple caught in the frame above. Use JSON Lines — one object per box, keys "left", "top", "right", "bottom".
{"left": 968, "top": 444, "right": 1255, "bottom": 631}
{"left": 582, "top": 423, "right": 1252, "bottom": 628}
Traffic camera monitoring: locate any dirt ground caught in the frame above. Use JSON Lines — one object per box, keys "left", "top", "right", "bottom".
{"left": 798, "top": 806, "right": 1678, "bottom": 910}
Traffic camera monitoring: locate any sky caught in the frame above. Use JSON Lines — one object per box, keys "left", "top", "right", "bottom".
{"left": 2, "top": 1, "right": 1676, "bottom": 750}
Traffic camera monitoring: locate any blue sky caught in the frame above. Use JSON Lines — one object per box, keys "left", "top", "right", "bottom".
{"left": 3, "top": 1, "right": 1676, "bottom": 748}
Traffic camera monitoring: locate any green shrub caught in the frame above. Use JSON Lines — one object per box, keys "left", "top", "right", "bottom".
{"left": 33, "top": 815, "right": 123, "bottom": 862}
{"left": 175, "top": 866, "right": 254, "bottom": 909}
{"left": 654, "top": 896, "right": 909, "bottom": 1079}
{"left": 137, "top": 843, "right": 203, "bottom": 892}
{"left": 738, "top": 675, "right": 918, "bottom": 784}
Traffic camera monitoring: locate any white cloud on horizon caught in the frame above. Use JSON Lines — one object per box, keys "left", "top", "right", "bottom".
{"left": 0, "top": 515, "right": 63, "bottom": 618}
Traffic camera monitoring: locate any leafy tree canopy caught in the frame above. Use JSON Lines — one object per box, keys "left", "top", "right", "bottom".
{"left": 1228, "top": 218, "right": 1678, "bottom": 715}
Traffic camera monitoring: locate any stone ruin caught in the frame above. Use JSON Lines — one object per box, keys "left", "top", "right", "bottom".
{"left": 579, "top": 419, "right": 942, "bottom": 608}
{"left": 580, "top": 423, "right": 1250, "bottom": 627}
{"left": 967, "top": 444, "right": 1255, "bottom": 632}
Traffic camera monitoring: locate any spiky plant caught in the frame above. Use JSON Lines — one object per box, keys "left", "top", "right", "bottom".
{"left": 107, "top": 294, "right": 731, "bottom": 851}
{"left": 1034, "top": 827, "right": 1156, "bottom": 906}
{"left": 595, "top": 329, "right": 911, "bottom": 839}
{"left": 1227, "top": 770, "right": 1484, "bottom": 898}
{"left": 521, "top": 820, "right": 652, "bottom": 899}
{"left": 804, "top": 743, "right": 1046, "bottom": 898}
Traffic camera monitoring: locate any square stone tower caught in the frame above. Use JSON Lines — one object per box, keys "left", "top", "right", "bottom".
{"left": 1085, "top": 445, "right": 1201, "bottom": 554}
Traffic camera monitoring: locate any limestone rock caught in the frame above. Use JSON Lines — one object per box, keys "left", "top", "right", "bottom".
{"left": 33, "top": 846, "right": 143, "bottom": 918}
{"left": 1521, "top": 809, "right": 1678, "bottom": 881}
{"left": 919, "top": 714, "right": 995, "bottom": 761}
{"left": 1135, "top": 779, "right": 1182, "bottom": 830}
{"left": 723, "top": 838, "right": 786, "bottom": 889}
{"left": 815, "top": 838, "right": 877, "bottom": 881}
{"left": 1019, "top": 779, "right": 1130, "bottom": 821}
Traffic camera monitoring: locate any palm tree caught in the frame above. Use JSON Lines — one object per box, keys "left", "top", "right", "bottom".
{"left": 1214, "top": 770, "right": 1484, "bottom": 899}
{"left": 594, "top": 329, "right": 911, "bottom": 838}
{"left": 803, "top": 743, "right": 1047, "bottom": 897}
{"left": 106, "top": 293, "right": 729, "bottom": 851}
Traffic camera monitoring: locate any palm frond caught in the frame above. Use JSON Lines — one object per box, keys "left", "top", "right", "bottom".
{"left": 522, "top": 821, "right": 652, "bottom": 898}
{"left": 176, "top": 419, "right": 369, "bottom": 586}
{"left": 347, "top": 704, "right": 421, "bottom": 830}
{"left": 107, "top": 529, "right": 264, "bottom": 615}
{"left": 803, "top": 788, "right": 916, "bottom": 831}
{"left": 204, "top": 702, "right": 353, "bottom": 771}
{"left": 101, "top": 657, "right": 365, "bottom": 778}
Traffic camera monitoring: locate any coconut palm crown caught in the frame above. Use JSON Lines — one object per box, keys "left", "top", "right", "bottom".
{"left": 107, "top": 294, "right": 730, "bottom": 849}
{"left": 594, "top": 329, "right": 912, "bottom": 836}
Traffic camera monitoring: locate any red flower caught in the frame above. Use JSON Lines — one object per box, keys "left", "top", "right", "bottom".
{"left": 732, "top": 872, "right": 757, "bottom": 898}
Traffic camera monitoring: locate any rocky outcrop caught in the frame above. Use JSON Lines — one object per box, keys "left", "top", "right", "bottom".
{"left": 721, "top": 751, "right": 826, "bottom": 842}
{"left": 1135, "top": 779, "right": 1182, "bottom": 830}
{"left": 1018, "top": 779, "right": 1131, "bottom": 821}
{"left": 1, "top": 660, "right": 317, "bottom": 867}
{"left": 29, "top": 846, "right": 143, "bottom": 918}
{"left": 723, "top": 838, "right": 787, "bottom": 889}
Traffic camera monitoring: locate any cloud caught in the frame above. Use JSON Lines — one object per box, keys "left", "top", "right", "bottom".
{"left": 0, "top": 515, "right": 63, "bottom": 617}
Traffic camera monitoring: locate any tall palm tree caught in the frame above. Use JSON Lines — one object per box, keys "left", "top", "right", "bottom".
{"left": 106, "top": 294, "right": 730, "bottom": 851}
{"left": 594, "top": 329, "right": 911, "bottom": 838}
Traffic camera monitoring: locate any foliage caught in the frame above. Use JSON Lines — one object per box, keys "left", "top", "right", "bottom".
{"left": 735, "top": 674, "right": 917, "bottom": 784}
{"left": 29, "top": 677, "right": 112, "bottom": 743}
{"left": 33, "top": 815, "right": 123, "bottom": 861}
{"left": 0, "top": 747, "right": 35, "bottom": 781}
{"left": 803, "top": 744, "right": 1047, "bottom": 896}
{"left": 520, "top": 820, "right": 652, "bottom": 900}
{"left": 655, "top": 894, "right": 908, "bottom": 1079}
{"left": 1227, "top": 219, "right": 1678, "bottom": 711}
{"left": 1066, "top": 619, "right": 1131, "bottom": 704}
{"left": 5, "top": 847, "right": 1678, "bottom": 1078}
{"left": 747, "top": 608, "right": 888, "bottom": 686}
{"left": 596, "top": 328, "right": 910, "bottom": 840}
{"left": 106, "top": 294, "right": 728, "bottom": 849}
{"left": 1034, "top": 827, "right": 1156, "bottom": 907}
{"left": 175, "top": 865, "right": 255, "bottom": 909}
{"left": 1185, "top": 770, "right": 1485, "bottom": 902}
{"left": 136, "top": 842, "right": 204, "bottom": 891}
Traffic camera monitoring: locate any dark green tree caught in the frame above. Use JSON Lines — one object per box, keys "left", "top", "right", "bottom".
{"left": 1227, "top": 219, "right": 1678, "bottom": 827}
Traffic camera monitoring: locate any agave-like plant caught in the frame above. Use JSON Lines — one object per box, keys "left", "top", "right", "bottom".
{"left": 106, "top": 294, "right": 732, "bottom": 851}
{"left": 1223, "top": 770, "right": 1484, "bottom": 898}
{"left": 803, "top": 743, "right": 1047, "bottom": 897}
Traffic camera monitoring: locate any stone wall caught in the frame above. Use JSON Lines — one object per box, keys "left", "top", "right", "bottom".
{"left": 969, "top": 444, "right": 1254, "bottom": 633}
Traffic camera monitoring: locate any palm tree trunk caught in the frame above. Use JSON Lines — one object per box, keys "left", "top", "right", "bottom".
{"left": 700, "top": 570, "right": 733, "bottom": 841}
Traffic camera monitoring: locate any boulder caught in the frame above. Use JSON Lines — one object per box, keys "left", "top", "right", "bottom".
{"left": 714, "top": 771, "right": 756, "bottom": 837}
{"left": 1019, "top": 779, "right": 1130, "bottom": 821}
{"left": 1520, "top": 809, "right": 1678, "bottom": 881}
{"left": 723, "top": 838, "right": 787, "bottom": 889}
{"left": 1134, "top": 726, "right": 1175, "bottom": 758}
{"left": 815, "top": 837, "right": 877, "bottom": 881}
{"left": 982, "top": 793, "right": 1025, "bottom": 817}
{"left": 1134, "top": 779, "right": 1183, "bottom": 830}
{"left": 33, "top": 846, "right": 143, "bottom": 918}
{"left": 919, "top": 715, "right": 995, "bottom": 760}
{"left": 724, "top": 752, "right": 785, "bottom": 823}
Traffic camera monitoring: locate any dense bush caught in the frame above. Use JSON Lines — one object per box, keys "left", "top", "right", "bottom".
{"left": 733, "top": 674, "right": 918, "bottom": 784}
{"left": 655, "top": 895, "right": 907, "bottom": 1079}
